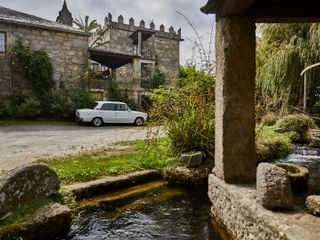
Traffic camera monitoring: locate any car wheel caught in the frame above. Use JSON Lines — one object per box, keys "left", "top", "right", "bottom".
{"left": 92, "top": 117, "right": 103, "bottom": 127}
{"left": 135, "top": 117, "right": 144, "bottom": 126}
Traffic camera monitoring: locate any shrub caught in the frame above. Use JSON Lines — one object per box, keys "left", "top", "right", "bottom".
{"left": 16, "top": 98, "right": 41, "bottom": 119}
{"left": 255, "top": 125, "right": 298, "bottom": 162}
{"left": 0, "top": 96, "right": 9, "bottom": 118}
{"left": 149, "top": 65, "right": 215, "bottom": 158}
{"left": 43, "top": 90, "right": 94, "bottom": 120}
{"left": 152, "top": 68, "right": 165, "bottom": 89}
{"left": 256, "top": 137, "right": 292, "bottom": 163}
{"left": 107, "top": 81, "right": 122, "bottom": 101}
{"left": 260, "top": 112, "right": 279, "bottom": 126}
{"left": 277, "top": 114, "right": 317, "bottom": 141}
{"left": 165, "top": 97, "right": 215, "bottom": 157}
{"left": 69, "top": 90, "right": 96, "bottom": 109}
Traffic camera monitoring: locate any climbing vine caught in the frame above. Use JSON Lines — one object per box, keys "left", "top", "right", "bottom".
{"left": 9, "top": 38, "right": 54, "bottom": 98}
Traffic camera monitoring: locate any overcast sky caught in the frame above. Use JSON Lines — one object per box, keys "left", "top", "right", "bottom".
{"left": 0, "top": 0, "right": 215, "bottom": 65}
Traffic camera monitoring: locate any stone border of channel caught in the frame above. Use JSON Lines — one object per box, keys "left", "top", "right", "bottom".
{"left": 64, "top": 170, "right": 162, "bottom": 200}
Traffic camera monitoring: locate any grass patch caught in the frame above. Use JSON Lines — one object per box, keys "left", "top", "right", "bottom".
{"left": 0, "top": 198, "right": 52, "bottom": 229}
{"left": 0, "top": 119, "right": 78, "bottom": 126}
{"left": 256, "top": 125, "right": 299, "bottom": 162}
{"left": 39, "top": 138, "right": 177, "bottom": 185}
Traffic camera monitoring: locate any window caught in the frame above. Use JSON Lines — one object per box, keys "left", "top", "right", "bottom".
{"left": 101, "top": 103, "right": 116, "bottom": 111}
{"left": 0, "top": 32, "right": 6, "bottom": 53}
{"left": 117, "top": 104, "right": 128, "bottom": 111}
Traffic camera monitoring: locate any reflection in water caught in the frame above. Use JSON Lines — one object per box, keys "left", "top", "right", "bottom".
{"left": 60, "top": 184, "right": 226, "bottom": 240}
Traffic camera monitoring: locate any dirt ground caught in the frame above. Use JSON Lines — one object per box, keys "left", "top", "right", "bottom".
{"left": 0, "top": 124, "right": 154, "bottom": 171}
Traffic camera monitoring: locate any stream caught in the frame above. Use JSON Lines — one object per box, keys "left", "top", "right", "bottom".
{"left": 59, "top": 183, "right": 228, "bottom": 240}
{"left": 277, "top": 144, "right": 320, "bottom": 196}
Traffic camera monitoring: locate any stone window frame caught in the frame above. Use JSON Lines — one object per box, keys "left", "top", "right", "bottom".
{"left": 0, "top": 31, "right": 6, "bottom": 53}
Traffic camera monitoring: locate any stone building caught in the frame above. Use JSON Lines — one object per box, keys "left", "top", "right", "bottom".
{"left": 88, "top": 13, "right": 183, "bottom": 103}
{"left": 0, "top": 5, "right": 89, "bottom": 95}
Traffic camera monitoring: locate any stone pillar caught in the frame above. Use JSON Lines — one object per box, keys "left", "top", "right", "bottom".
{"left": 214, "top": 17, "right": 256, "bottom": 184}
{"left": 138, "top": 31, "right": 142, "bottom": 56}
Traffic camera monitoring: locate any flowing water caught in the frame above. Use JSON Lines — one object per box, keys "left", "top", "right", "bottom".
{"left": 277, "top": 144, "right": 320, "bottom": 196}
{"left": 59, "top": 182, "right": 228, "bottom": 240}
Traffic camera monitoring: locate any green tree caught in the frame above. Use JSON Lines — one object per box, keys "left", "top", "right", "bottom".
{"left": 256, "top": 23, "right": 320, "bottom": 114}
{"left": 73, "top": 15, "right": 97, "bottom": 33}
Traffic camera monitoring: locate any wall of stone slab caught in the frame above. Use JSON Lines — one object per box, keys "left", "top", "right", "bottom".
{"left": 0, "top": 23, "right": 89, "bottom": 95}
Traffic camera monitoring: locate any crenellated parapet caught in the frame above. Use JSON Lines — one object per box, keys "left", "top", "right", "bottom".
{"left": 95, "top": 12, "right": 182, "bottom": 41}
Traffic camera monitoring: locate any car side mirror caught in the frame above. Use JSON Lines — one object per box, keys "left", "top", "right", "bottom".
{"left": 95, "top": 108, "right": 100, "bottom": 110}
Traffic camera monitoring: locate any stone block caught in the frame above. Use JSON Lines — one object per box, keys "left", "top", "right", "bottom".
{"left": 0, "top": 164, "right": 60, "bottom": 216}
{"left": 208, "top": 174, "right": 320, "bottom": 240}
{"left": 257, "top": 163, "right": 294, "bottom": 210}
{"left": 180, "top": 151, "right": 203, "bottom": 168}
{"left": 23, "top": 203, "right": 72, "bottom": 239}
{"left": 306, "top": 195, "right": 320, "bottom": 215}
{"left": 163, "top": 165, "right": 211, "bottom": 185}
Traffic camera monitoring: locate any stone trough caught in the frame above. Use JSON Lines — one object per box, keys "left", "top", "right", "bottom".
{"left": 276, "top": 163, "right": 309, "bottom": 193}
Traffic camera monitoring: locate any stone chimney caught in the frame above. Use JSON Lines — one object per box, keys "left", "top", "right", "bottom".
{"left": 56, "top": 0, "right": 73, "bottom": 26}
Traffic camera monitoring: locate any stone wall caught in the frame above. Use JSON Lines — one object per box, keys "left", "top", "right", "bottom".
{"left": 0, "top": 23, "right": 89, "bottom": 95}
{"left": 154, "top": 37, "right": 180, "bottom": 83}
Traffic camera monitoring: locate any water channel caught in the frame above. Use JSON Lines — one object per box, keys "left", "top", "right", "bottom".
{"left": 60, "top": 182, "right": 228, "bottom": 240}
{"left": 58, "top": 144, "right": 319, "bottom": 240}
{"left": 277, "top": 144, "right": 320, "bottom": 195}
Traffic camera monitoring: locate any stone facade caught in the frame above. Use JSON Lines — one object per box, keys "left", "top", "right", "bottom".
{"left": 89, "top": 13, "right": 182, "bottom": 103}
{"left": 0, "top": 6, "right": 89, "bottom": 96}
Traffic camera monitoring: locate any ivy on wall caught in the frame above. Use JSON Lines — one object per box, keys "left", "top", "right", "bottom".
{"left": 9, "top": 38, "right": 54, "bottom": 98}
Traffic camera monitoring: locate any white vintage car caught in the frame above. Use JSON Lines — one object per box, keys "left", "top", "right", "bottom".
{"left": 76, "top": 101, "right": 148, "bottom": 127}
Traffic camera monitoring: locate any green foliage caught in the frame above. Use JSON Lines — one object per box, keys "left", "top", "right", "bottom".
{"left": 107, "top": 80, "right": 122, "bottom": 101}
{"left": 15, "top": 98, "right": 41, "bottom": 119}
{"left": 256, "top": 23, "right": 320, "bottom": 112}
{"left": 260, "top": 112, "right": 279, "bottom": 126}
{"left": 0, "top": 199, "right": 52, "bottom": 229}
{"left": 44, "top": 90, "right": 96, "bottom": 119}
{"left": 0, "top": 90, "right": 95, "bottom": 120}
{"left": 106, "top": 81, "right": 143, "bottom": 111}
{"left": 9, "top": 38, "right": 54, "bottom": 98}
{"left": 277, "top": 114, "right": 317, "bottom": 141}
{"left": 152, "top": 68, "right": 165, "bottom": 89}
{"left": 256, "top": 137, "right": 292, "bottom": 163}
{"left": 40, "top": 138, "right": 177, "bottom": 184}
{"left": 256, "top": 126, "right": 297, "bottom": 162}
{"left": 149, "top": 65, "right": 215, "bottom": 158}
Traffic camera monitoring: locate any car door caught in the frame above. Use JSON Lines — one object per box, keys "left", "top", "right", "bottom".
{"left": 115, "top": 104, "right": 131, "bottom": 123}
{"left": 99, "top": 103, "right": 116, "bottom": 122}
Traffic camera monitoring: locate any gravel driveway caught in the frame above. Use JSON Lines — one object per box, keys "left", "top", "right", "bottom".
{"left": 0, "top": 124, "right": 153, "bottom": 171}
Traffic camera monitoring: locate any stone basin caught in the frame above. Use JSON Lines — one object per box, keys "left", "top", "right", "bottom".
{"left": 276, "top": 163, "right": 309, "bottom": 193}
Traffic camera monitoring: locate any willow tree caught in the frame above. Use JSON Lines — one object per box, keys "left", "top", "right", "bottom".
{"left": 256, "top": 23, "right": 320, "bottom": 114}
